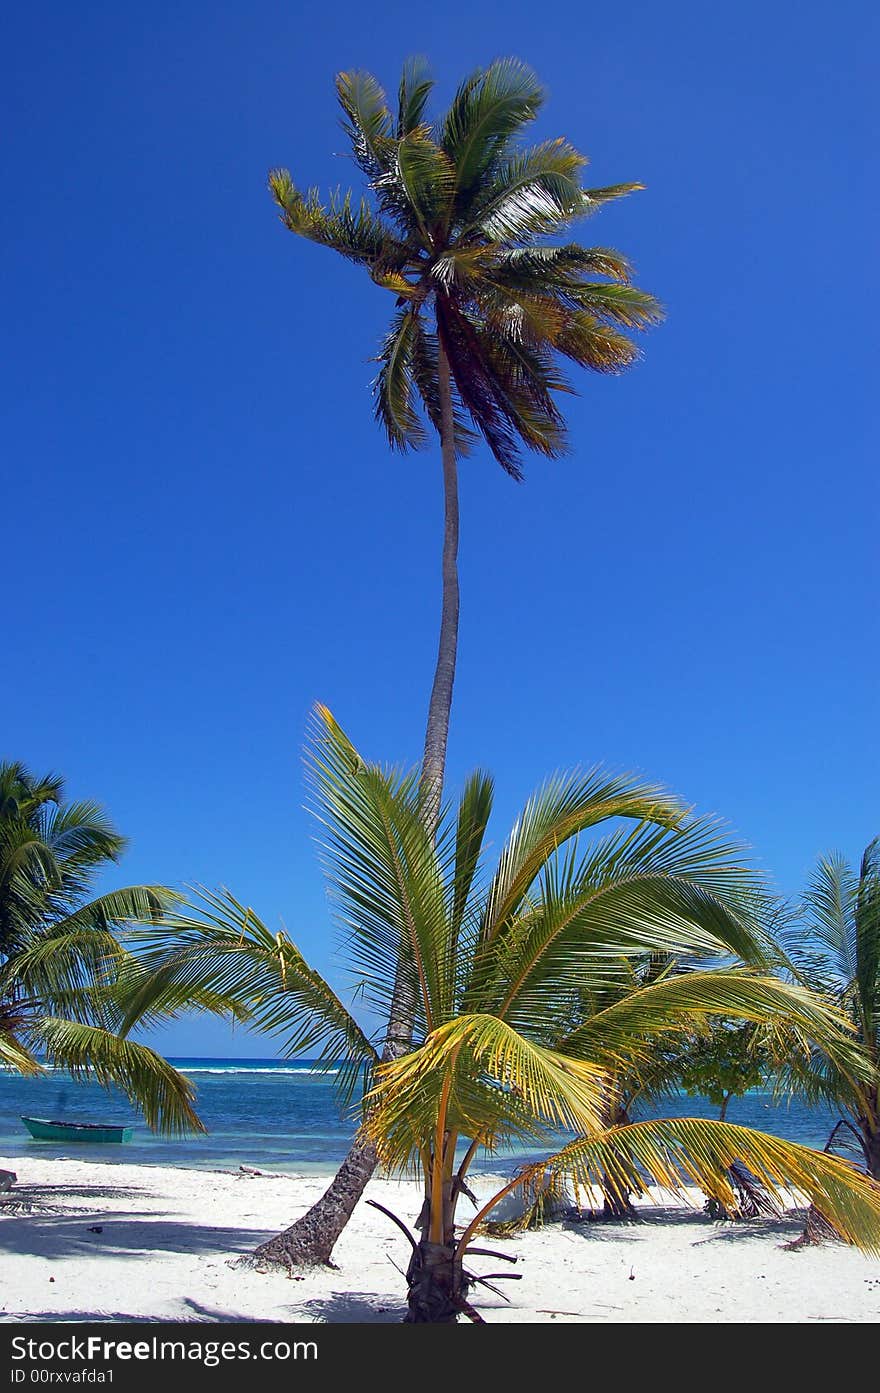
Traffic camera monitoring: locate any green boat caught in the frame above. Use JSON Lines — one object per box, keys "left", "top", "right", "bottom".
{"left": 21, "top": 1116, "right": 133, "bottom": 1144}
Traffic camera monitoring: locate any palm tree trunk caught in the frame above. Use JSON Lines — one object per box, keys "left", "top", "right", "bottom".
{"left": 250, "top": 339, "right": 461, "bottom": 1270}
{"left": 251, "top": 1135, "right": 379, "bottom": 1268}
{"left": 419, "top": 340, "right": 460, "bottom": 834}
{"left": 404, "top": 1239, "right": 467, "bottom": 1322}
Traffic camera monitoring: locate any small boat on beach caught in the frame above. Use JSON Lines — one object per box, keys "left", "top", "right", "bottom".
{"left": 20, "top": 1116, "right": 133, "bottom": 1144}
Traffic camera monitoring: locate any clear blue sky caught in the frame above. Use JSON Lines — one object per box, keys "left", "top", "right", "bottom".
{"left": 4, "top": 2, "right": 877, "bottom": 1056}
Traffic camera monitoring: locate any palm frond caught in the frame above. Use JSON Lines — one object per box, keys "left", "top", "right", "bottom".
{"left": 397, "top": 56, "right": 434, "bottom": 136}
{"left": 441, "top": 59, "right": 544, "bottom": 208}
{"left": 478, "top": 769, "right": 684, "bottom": 945}
{"left": 579, "top": 183, "right": 646, "bottom": 215}
{"left": 36, "top": 1018, "right": 204, "bottom": 1136}
{"left": 335, "top": 69, "right": 396, "bottom": 178}
{"left": 801, "top": 853, "right": 858, "bottom": 988}
{"left": 527, "top": 1118, "right": 880, "bottom": 1254}
{"left": 855, "top": 839, "right": 880, "bottom": 1036}
{"left": 268, "top": 174, "right": 410, "bottom": 271}
{"left": 373, "top": 309, "right": 428, "bottom": 450}
{"left": 365, "top": 1013, "right": 607, "bottom": 1171}
{"left": 0, "top": 1030, "right": 42, "bottom": 1075}
{"left": 121, "top": 886, "right": 378, "bottom": 1108}
{"left": 559, "top": 970, "right": 870, "bottom": 1086}
{"left": 468, "top": 139, "right": 588, "bottom": 242}
{"left": 394, "top": 131, "right": 455, "bottom": 231}
{"left": 306, "top": 710, "right": 451, "bottom": 1029}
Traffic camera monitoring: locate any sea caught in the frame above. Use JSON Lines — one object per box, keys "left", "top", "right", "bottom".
{"left": 0, "top": 1059, "right": 843, "bottom": 1176}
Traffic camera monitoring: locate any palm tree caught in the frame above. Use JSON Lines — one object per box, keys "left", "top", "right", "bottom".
{"left": 0, "top": 761, "right": 202, "bottom": 1134}
{"left": 785, "top": 840, "right": 880, "bottom": 1179}
{"left": 266, "top": 53, "right": 662, "bottom": 1263}
{"left": 121, "top": 711, "right": 880, "bottom": 1317}
{"left": 272, "top": 57, "right": 660, "bottom": 829}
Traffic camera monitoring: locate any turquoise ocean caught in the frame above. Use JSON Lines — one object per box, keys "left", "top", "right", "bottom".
{"left": 0, "top": 1059, "right": 842, "bottom": 1175}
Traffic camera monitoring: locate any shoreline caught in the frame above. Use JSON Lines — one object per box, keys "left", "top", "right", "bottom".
{"left": 1, "top": 1154, "right": 879, "bottom": 1323}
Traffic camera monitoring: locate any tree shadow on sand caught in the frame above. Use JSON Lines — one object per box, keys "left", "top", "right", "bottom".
{"left": 0, "top": 1212, "right": 270, "bottom": 1260}
{"left": 0, "top": 1301, "right": 259, "bottom": 1324}
{"left": 558, "top": 1203, "right": 805, "bottom": 1246}
{"left": 294, "top": 1292, "right": 406, "bottom": 1323}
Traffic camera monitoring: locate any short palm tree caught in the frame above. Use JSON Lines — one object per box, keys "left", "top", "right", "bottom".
{"left": 120, "top": 712, "right": 880, "bottom": 1318}
{"left": 0, "top": 761, "right": 202, "bottom": 1134}
{"left": 269, "top": 53, "right": 662, "bottom": 1262}
{"left": 785, "top": 840, "right": 880, "bottom": 1178}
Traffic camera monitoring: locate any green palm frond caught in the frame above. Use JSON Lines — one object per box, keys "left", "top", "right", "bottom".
{"left": 441, "top": 59, "right": 544, "bottom": 208}
{"left": 373, "top": 309, "right": 428, "bottom": 450}
{"left": 470, "top": 820, "right": 779, "bottom": 1031}
{"left": 122, "top": 887, "right": 378, "bottom": 1107}
{"left": 801, "top": 853, "right": 858, "bottom": 987}
{"left": 554, "top": 314, "right": 642, "bottom": 373}
{"left": 491, "top": 244, "right": 636, "bottom": 287}
{"left": 855, "top": 839, "right": 880, "bottom": 1035}
{"left": 523, "top": 1118, "right": 880, "bottom": 1255}
{"left": 305, "top": 706, "right": 453, "bottom": 1028}
{"left": 791, "top": 840, "right": 880, "bottom": 1059}
{"left": 558, "top": 969, "right": 870, "bottom": 1085}
{"left": 394, "top": 131, "right": 455, "bottom": 231}
{"left": 8, "top": 924, "right": 124, "bottom": 1014}
{"left": 335, "top": 70, "right": 396, "bottom": 179}
{"left": 468, "top": 138, "right": 588, "bottom": 241}
{"left": 273, "top": 59, "right": 659, "bottom": 480}
{"left": 0, "top": 764, "right": 192, "bottom": 1131}
{"left": 36, "top": 1018, "right": 204, "bottom": 1136}
{"left": 397, "top": 56, "right": 434, "bottom": 137}
{"left": 450, "top": 771, "right": 494, "bottom": 951}
{"left": 409, "top": 322, "right": 476, "bottom": 455}
{"left": 478, "top": 769, "right": 684, "bottom": 946}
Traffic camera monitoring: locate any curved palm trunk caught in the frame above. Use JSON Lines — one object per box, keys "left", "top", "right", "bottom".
{"left": 250, "top": 342, "right": 461, "bottom": 1270}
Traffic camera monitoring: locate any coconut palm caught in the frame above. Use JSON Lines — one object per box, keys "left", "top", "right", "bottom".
{"left": 784, "top": 840, "right": 880, "bottom": 1178}
{"left": 271, "top": 57, "right": 661, "bottom": 830}
{"left": 120, "top": 711, "right": 880, "bottom": 1317}
{"left": 0, "top": 761, "right": 202, "bottom": 1134}
{"left": 268, "top": 54, "right": 662, "bottom": 1262}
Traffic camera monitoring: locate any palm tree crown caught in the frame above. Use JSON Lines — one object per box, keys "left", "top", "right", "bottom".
{"left": 0, "top": 761, "right": 201, "bottom": 1134}
{"left": 785, "top": 840, "right": 880, "bottom": 1176}
{"left": 269, "top": 57, "right": 662, "bottom": 479}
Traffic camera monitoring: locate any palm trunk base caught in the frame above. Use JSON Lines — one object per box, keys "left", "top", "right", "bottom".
{"left": 404, "top": 1240, "right": 468, "bottom": 1323}
{"left": 248, "top": 1136, "right": 378, "bottom": 1269}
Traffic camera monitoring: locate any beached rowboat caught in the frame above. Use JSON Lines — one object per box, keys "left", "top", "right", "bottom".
{"left": 20, "top": 1116, "right": 133, "bottom": 1144}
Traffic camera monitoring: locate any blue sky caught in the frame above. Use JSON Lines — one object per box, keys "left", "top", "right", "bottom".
{"left": 4, "top": 2, "right": 877, "bottom": 1057}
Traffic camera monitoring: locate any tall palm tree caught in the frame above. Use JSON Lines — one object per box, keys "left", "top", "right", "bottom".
{"left": 266, "top": 54, "right": 662, "bottom": 1263}
{"left": 121, "top": 711, "right": 880, "bottom": 1317}
{"left": 0, "top": 761, "right": 202, "bottom": 1134}
{"left": 785, "top": 839, "right": 880, "bottom": 1178}
{"left": 272, "top": 58, "right": 660, "bottom": 829}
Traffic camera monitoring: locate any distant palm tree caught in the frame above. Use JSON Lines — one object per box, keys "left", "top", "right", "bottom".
{"left": 0, "top": 761, "right": 202, "bottom": 1134}
{"left": 121, "top": 710, "right": 880, "bottom": 1317}
{"left": 787, "top": 840, "right": 880, "bottom": 1179}
{"left": 266, "top": 55, "right": 662, "bottom": 1262}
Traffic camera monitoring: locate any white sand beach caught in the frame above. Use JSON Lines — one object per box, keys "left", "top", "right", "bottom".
{"left": 1, "top": 1155, "right": 879, "bottom": 1324}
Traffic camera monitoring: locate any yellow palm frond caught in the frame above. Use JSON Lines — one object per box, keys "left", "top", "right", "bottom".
{"left": 521, "top": 1118, "right": 880, "bottom": 1255}
{"left": 364, "top": 1013, "right": 607, "bottom": 1172}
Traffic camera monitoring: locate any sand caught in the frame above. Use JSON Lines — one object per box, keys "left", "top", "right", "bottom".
{"left": 1, "top": 1155, "right": 878, "bottom": 1324}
